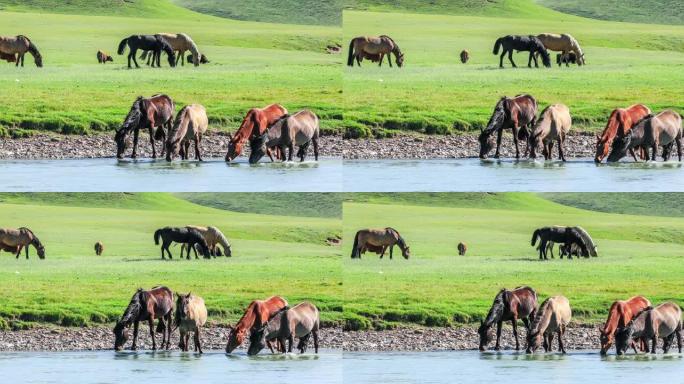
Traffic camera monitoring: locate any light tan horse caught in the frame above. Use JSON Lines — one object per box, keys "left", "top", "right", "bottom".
{"left": 248, "top": 301, "right": 320, "bottom": 355}
{"left": 536, "top": 33, "right": 585, "bottom": 65}
{"left": 249, "top": 110, "right": 320, "bottom": 164}
{"left": 529, "top": 104, "right": 572, "bottom": 161}
{"left": 351, "top": 227, "right": 410, "bottom": 259}
{"left": 615, "top": 302, "right": 682, "bottom": 355}
{"left": 347, "top": 35, "right": 404, "bottom": 67}
{"left": 174, "top": 293, "right": 208, "bottom": 353}
{"left": 0, "top": 227, "right": 45, "bottom": 259}
{"left": 526, "top": 295, "right": 572, "bottom": 353}
{"left": 141, "top": 33, "right": 201, "bottom": 67}
{"left": 185, "top": 225, "right": 231, "bottom": 256}
{"left": 165, "top": 104, "right": 208, "bottom": 162}
{"left": 0, "top": 35, "right": 42, "bottom": 67}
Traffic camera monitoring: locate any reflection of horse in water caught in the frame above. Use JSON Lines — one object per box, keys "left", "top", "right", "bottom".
{"left": 350, "top": 227, "right": 410, "bottom": 259}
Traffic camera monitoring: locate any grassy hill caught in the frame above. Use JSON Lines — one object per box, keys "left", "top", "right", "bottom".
{"left": 346, "top": 0, "right": 562, "bottom": 19}
{"left": 0, "top": 0, "right": 193, "bottom": 18}
{"left": 538, "top": 0, "right": 684, "bottom": 26}
{"left": 177, "top": 193, "right": 342, "bottom": 218}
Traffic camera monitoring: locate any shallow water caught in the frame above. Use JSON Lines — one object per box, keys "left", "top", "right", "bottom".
{"left": 0, "top": 350, "right": 341, "bottom": 384}
{"left": 0, "top": 157, "right": 342, "bottom": 192}
{"left": 344, "top": 350, "right": 684, "bottom": 384}
{"left": 343, "top": 158, "right": 684, "bottom": 192}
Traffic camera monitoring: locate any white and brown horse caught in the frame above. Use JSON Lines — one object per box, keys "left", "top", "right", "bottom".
{"left": 0, "top": 35, "right": 42, "bottom": 67}
{"left": 0, "top": 227, "right": 45, "bottom": 259}
{"left": 347, "top": 35, "right": 404, "bottom": 67}
{"left": 165, "top": 104, "right": 208, "bottom": 161}
{"left": 529, "top": 103, "right": 572, "bottom": 161}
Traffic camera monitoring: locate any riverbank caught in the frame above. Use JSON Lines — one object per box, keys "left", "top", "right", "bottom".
{"left": 0, "top": 132, "right": 343, "bottom": 160}
{"left": 342, "top": 132, "right": 597, "bottom": 160}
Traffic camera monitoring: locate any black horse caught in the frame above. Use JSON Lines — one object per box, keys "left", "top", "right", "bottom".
{"left": 153, "top": 227, "right": 210, "bottom": 260}
{"left": 117, "top": 35, "right": 176, "bottom": 69}
{"left": 493, "top": 35, "right": 550, "bottom": 68}
{"left": 530, "top": 226, "right": 591, "bottom": 260}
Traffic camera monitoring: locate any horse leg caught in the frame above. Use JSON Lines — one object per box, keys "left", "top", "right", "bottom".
{"left": 499, "top": 51, "right": 506, "bottom": 68}
{"left": 389, "top": 244, "right": 394, "bottom": 260}
{"left": 494, "top": 129, "right": 503, "bottom": 158}
{"left": 195, "top": 329, "right": 203, "bottom": 354}
{"left": 676, "top": 138, "right": 682, "bottom": 161}
{"left": 148, "top": 125, "right": 157, "bottom": 158}
{"left": 313, "top": 330, "right": 319, "bottom": 353}
{"left": 528, "top": 52, "right": 533, "bottom": 68}
{"left": 25, "top": 245, "right": 29, "bottom": 259}
{"left": 388, "top": 54, "right": 393, "bottom": 68}
{"left": 378, "top": 53, "right": 383, "bottom": 67}
{"left": 148, "top": 319, "right": 157, "bottom": 350}
{"left": 558, "top": 139, "right": 566, "bottom": 162}
{"left": 132, "top": 49, "right": 140, "bottom": 68}
{"left": 194, "top": 136, "right": 202, "bottom": 161}
{"left": 131, "top": 321, "right": 139, "bottom": 350}
{"left": 512, "top": 319, "right": 520, "bottom": 350}
{"left": 677, "top": 329, "right": 682, "bottom": 353}
{"left": 494, "top": 321, "right": 502, "bottom": 350}
{"left": 508, "top": 50, "right": 516, "bottom": 68}
{"left": 288, "top": 143, "right": 294, "bottom": 161}
{"left": 131, "top": 128, "right": 140, "bottom": 158}
{"left": 20, "top": 53, "right": 25, "bottom": 67}
{"left": 313, "top": 136, "right": 319, "bottom": 161}
{"left": 512, "top": 126, "right": 520, "bottom": 159}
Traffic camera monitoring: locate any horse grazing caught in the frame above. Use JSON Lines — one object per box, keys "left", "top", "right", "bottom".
{"left": 224, "top": 104, "right": 288, "bottom": 161}
{"left": 615, "top": 303, "right": 682, "bottom": 355}
{"left": 94, "top": 241, "right": 104, "bottom": 256}
{"left": 225, "top": 296, "right": 289, "bottom": 353}
{"left": 155, "top": 33, "right": 201, "bottom": 67}
{"left": 531, "top": 226, "right": 597, "bottom": 260}
{"left": 478, "top": 94, "right": 537, "bottom": 159}
{"left": 117, "top": 34, "right": 176, "bottom": 68}
{"left": 347, "top": 35, "right": 404, "bottom": 68}
{"left": 529, "top": 104, "right": 572, "bottom": 161}
{"left": 165, "top": 104, "right": 208, "bottom": 162}
{"left": 460, "top": 50, "right": 469, "bottom": 64}
{"left": 249, "top": 110, "right": 320, "bottom": 164}
{"left": 175, "top": 292, "right": 208, "bottom": 353}
{"left": 599, "top": 296, "right": 652, "bottom": 355}
{"left": 0, "top": 35, "right": 42, "bottom": 67}
{"left": 0, "top": 227, "right": 45, "bottom": 259}
{"left": 457, "top": 242, "right": 467, "bottom": 256}
{"left": 248, "top": 302, "right": 320, "bottom": 355}
{"left": 350, "top": 227, "right": 410, "bottom": 259}
{"left": 185, "top": 225, "right": 232, "bottom": 257}
{"left": 608, "top": 110, "right": 682, "bottom": 162}
{"left": 153, "top": 227, "right": 210, "bottom": 260}
{"left": 493, "top": 35, "right": 550, "bottom": 68}
{"left": 115, "top": 94, "right": 175, "bottom": 159}
{"left": 478, "top": 286, "right": 537, "bottom": 351}
{"left": 113, "top": 286, "right": 174, "bottom": 351}
{"left": 97, "top": 50, "right": 113, "bottom": 64}
{"left": 536, "top": 33, "right": 585, "bottom": 66}
{"left": 187, "top": 54, "right": 209, "bottom": 65}
{"left": 594, "top": 104, "right": 651, "bottom": 163}
{"left": 526, "top": 295, "right": 572, "bottom": 354}
{"left": 556, "top": 52, "right": 577, "bottom": 67}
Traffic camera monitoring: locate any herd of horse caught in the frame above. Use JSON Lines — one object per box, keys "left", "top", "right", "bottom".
{"left": 479, "top": 287, "right": 682, "bottom": 355}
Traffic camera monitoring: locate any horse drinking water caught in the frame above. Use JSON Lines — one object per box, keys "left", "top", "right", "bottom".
{"left": 248, "top": 110, "right": 320, "bottom": 164}
{"left": 607, "top": 110, "right": 682, "bottom": 162}
{"left": 248, "top": 301, "right": 321, "bottom": 355}
{"left": 225, "top": 104, "right": 288, "bottom": 162}
{"left": 526, "top": 295, "right": 572, "bottom": 354}
{"left": 113, "top": 286, "right": 174, "bottom": 351}
{"left": 594, "top": 104, "right": 651, "bottom": 163}
{"left": 615, "top": 303, "right": 682, "bottom": 355}
{"left": 478, "top": 94, "right": 537, "bottom": 159}
{"left": 225, "top": 296, "right": 289, "bottom": 353}
{"left": 174, "top": 292, "right": 208, "bottom": 353}
{"left": 599, "top": 296, "right": 651, "bottom": 355}
{"left": 529, "top": 104, "right": 572, "bottom": 161}
{"left": 165, "top": 104, "right": 208, "bottom": 162}
{"left": 478, "top": 286, "right": 538, "bottom": 351}
{"left": 115, "top": 94, "right": 175, "bottom": 159}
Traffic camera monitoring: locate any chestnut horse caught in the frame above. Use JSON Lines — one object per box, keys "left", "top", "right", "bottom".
{"left": 225, "top": 296, "right": 289, "bottom": 353}
{"left": 608, "top": 110, "right": 682, "bottom": 162}
{"left": 526, "top": 295, "right": 572, "bottom": 354}
{"left": 97, "top": 50, "right": 113, "bottom": 63}
{"left": 478, "top": 286, "right": 537, "bottom": 351}
{"left": 224, "top": 104, "right": 288, "bottom": 161}
{"left": 594, "top": 104, "right": 651, "bottom": 163}
{"left": 115, "top": 94, "right": 175, "bottom": 159}
{"left": 615, "top": 302, "right": 682, "bottom": 355}
{"left": 479, "top": 94, "right": 537, "bottom": 159}
{"left": 599, "top": 296, "right": 651, "bottom": 355}
{"left": 113, "top": 286, "right": 174, "bottom": 351}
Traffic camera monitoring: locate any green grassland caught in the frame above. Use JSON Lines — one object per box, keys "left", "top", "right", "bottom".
{"left": 0, "top": 193, "right": 342, "bottom": 330}
{"left": 538, "top": 0, "right": 684, "bottom": 26}
{"left": 343, "top": 0, "right": 684, "bottom": 137}
{"left": 0, "top": 0, "right": 341, "bottom": 137}
{"left": 343, "top": 193, "right": 684, "bottom": 330}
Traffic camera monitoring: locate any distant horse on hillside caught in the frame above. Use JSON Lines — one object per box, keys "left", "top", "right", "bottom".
{"left": 594, "top": 104, "right": 651, "bottom": 163}
{"left": 118, "top": 34, "right": 176, "bottom": 68}
{"left": 556, "top": 52, "right": 577, "bottom": 66}
{"left": 185, "top": 225, "right": 232, "bottom": 257}
{"left": 351, "top": 227, "right": 410, "bottom": 259}
{"left": 140, "top": 33, "right": 202, "bottom": 67}
{"left": 94, "top": 241, "right": 104, "bottom": 256}
{"left": 187, "top": 53, "right": 209, "bottom": 65}
{"left": 0, "top": 35, "right": 42, "bottom": 67}
{"left": 347, "top": 35, "right": 404, "bottom": 67}
{"left": 478, "top": 94, "right": 537, "bottom": 159}
{"left": 115, "top": 94, "right": 175, "bottom": 159}
{"left": 457, "top": 242, "right": 467, "bottom": 256}
{"left": 460, "top": 50, "right": 470, "bottom": 64}
{"left": 97, "top": 50, "right": 113, "bottom": 63}
{"left": 493, "top": 35, "right": 550, "bottom": 68}
{"left": 536, "top": 33, "right": 585, "bottom": 66}
{"left": 531, "top": 226, "right": 595, "bottom": 260}
{"left": 153, "top": 226, "right": 210, "bottom": 260}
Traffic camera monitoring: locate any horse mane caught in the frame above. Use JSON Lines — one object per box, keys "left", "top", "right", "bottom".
{"left": 386, "top": 227, "right": 405, "bottom": 247}
{"left": 209, "top": 226, "right": 231, "bottom": 249}
{"left": 632, "top": 113, "right": 654, "bottom": 128}
{"left": 120, "top": 97, "right": 145, "bottom": 134}
{"left": 17, "top": 35, "right": 39, "bottom": 56}
{"left": 484, "top": 289, "right": 507, "bottom": 325}
{"left": 120, "top": 289, "right": 144, "bottom": 325}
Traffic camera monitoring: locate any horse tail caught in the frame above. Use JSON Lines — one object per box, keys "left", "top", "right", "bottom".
{"left": 351, "top": 231, "right": 360, "bottom": 258}
{"left": 347, "top": 39, "right": 356, "bottom": 66}
{"left": 154, "top": 229, "right": 162, "bottom": 245}
{"left": 531, "top": 229, "right": 540, "bottom": 246}
{"left": 493, "top": 37, "right": 503, "bottom": 55}
{"left": 117, "top": 37, "right": 129, "bottom": 55}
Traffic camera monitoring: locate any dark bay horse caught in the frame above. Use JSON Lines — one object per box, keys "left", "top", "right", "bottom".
{"left": 224, "top": 104, "right": 288, "bottom": 161}
{"left": 594, "top": 104, "right": 651, "bottom": 163}
{"left": 225, "top": 296, "right": 289, "bottom": 353}
{"left": 478, "top": 286, "right": 537, "bottom": 351}
{"left": 350, "top": 227, "right": 410, "bottom": 259}
{"left": 154, "top": 227, "right": 210, "bottom": 260}
{"left": 0, "top": 227, "right": 45, "bottom": 259}
{"left": 600, "top": 296, "right": 651, "bottom": 355}
{"left": 478, "top": 94, "right": 537, "bottom": 159}
{"left": 0, "top": 35, "right": 42, "bottom": 67}
{"left": 347, "top": 35, "right": 404, "bottom": 67}
{"left": 113, "top": 286, "right": 174, "bottom": 351}
{"left": 608, "top": 110, "right": 682, "bottom": 162}
{"left": 493, "top": 35, "right": 550, "bottom": 68}
{"left": 115, "top": 94, "right": 175, "bottom": 159}
{"left": 117, "top": 34, "right": 176, "bottom": 69}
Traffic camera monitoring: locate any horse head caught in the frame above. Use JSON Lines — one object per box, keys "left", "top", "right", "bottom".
{"left": 606, "top": 132, "right": 632, "bottom": 162}
{"left": 396, "top": 52, "right": 405, "bottom": 67}
{"left": 477, "top": 320, "right": 493, "bottom": 351}
{"left": 33, "top": 51, "right": 43, "bottom": 68}
{"left": 248, "top": 132, "right": 269, "bottom": 164}
{"left": 594, "top": 133, "right": 611, "bottom": 163}
{"left": 401, "top": 246, "right": 410, "bottom": 259}
{"left": 599, "top": 326, "right": 612, "bottom": 355}
{"left": 247, "top": 326, "right": 267, "bottom": 355}
{"left": 113, "top": 321, "right": 129, "bottom": 351}
{"left": 225, "top": 325, "right": 247, "bottom": 353}
{"left": 526, "top": 329, "right": 542, "bottom": 353}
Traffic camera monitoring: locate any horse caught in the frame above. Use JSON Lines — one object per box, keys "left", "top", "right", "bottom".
{"left": 165, "top": 104, "right": 208, "bottom": 162}
{"left": 607, "top": 110, "right": 682, "bottom": 162}
{"left": 151, "top": 33, "right": 201, "bottom": 67}
{"left": 113, "top": 286, "right": 174, "bottom": 351}
{"left": 599, "top": 296, "right": 652, "bottom": 355}
{"left": 153, "top": 227, "right": 210, "bottom": 260}
{"left": 594, "top": 104, "right": 652, "bottom": 163}
{"left": 248, "top": 110, "right": 320, "bottom": 164}
{"left": 0, "top": 35, "right": 42, "bottom": 67}
{"left": 531, "top": 226, "right": 593, "bottom": 260}
{"left": 117, "top": 34, "right": 176, "bottom": 68}
{"left": 478, "top": 286, "right": 538, "bottom": 351}
{"left": 526, "top": 295, "right": 572, "bottom": 354}
{"left": 350, "top": 227, "right": 410, "bottom": 259}
{"left": 187, "top": 54, "right": 209, "bottom": 65}
{"left": 615, "top": 303, "right": 682, "bottom": 355}
{"left": 97, "top": 50, "right": 113, "bottom": 64}
{"left": 536, "top": 33, "right": 585, "bottom": 66}
{"left": 174, "top": 292, "right": 208, "bottom": 353}
{"left": 457, "top": 242, "right": 467, "bottom": 256}
{"left": 493, "top": 35, "right": 550, "bottom": 68}
{"left": 0, "top": 227, "right": 45, "bottom": 259}
{"left": 478, "top": 94, "right": 537, "bottom": 159}
{"left": 185, "top": 225, "right": 232, "bottom": 257}
{"left": 347, "top": 35, "right": 404, "bottom": 68}
{"left": 529, "top": 104, "right": 572, "bottom": 161}
{"left": 248, "top": 302, "right": 320, "bottom": 355}
{"left": 460, "top": 50, "right": 470, "bottom": 64}
{"left": 225, "top": 296, "right": 289, "bottom": 353}
{"left": 114, "top": 94, "right": 175, "bottom": 159}
{"left": 556, "top": 52, "right": 577, "bottom": 66}
{"left": 225, "top": 104, "right": 288, "bottom": 162}
{"left": 94, "top": 241, "right": 104, "bottom": 256}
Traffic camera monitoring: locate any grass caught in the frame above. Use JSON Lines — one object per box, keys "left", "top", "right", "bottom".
{"left": 0, "top": 193, "right": 342, "bottom": 329}
{"left": 343, "top": 0, "right": 684, "bottom": 137}
{"left": 343, "top": 193, "right": 684, "bottom": 330}
{"left": 177, "top": 193, "right": 343, "bottom": 218}
{"left": 538, "top": 0, "right": 684, "bottom": 26}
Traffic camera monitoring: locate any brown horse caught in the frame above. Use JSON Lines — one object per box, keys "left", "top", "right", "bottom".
{"left": 350, "top": 227, "right": 410, "bottom": 259}
{"left": 165, "top": 104, "right": 208, "bottom": 161}
{"left": 479, "top": 94, "right": 537, "bottom": 159}
{"left": 113, "top": 286, "right": 174, "bottom": 351}
{"left": 615, "top": 302, "right": 682, "bottom": 355}
{"left": 457, "top": 242, "right": 467, "bottom": 256}
{"left": 224, "top": 104, "right": 288, "bottom": 161}
{"left": 599, "top": 296, "right": 651, "bottom": 355}
{"left": 594, "top": 104, "right": 651, "bottom": 163}
{"left": 0, "top": 227, "right": 45, "bottom": 259}
{"left": 0, "top": 35, "right": 42, "bottom": 67}
{"left": 529, "top": 103, "right": 572, "bottom": 161}
{"left": 249, "top": 110, "right": 320, "bottom": 164}
{"left": 225, "top": 296, "right": 289, "bottom": 353}
{"left": 0, "top": 52, "right": 16, "bottom": 63}
{"left": 608, "top": 110, "right": 682, "bottom": 162}
{"left": 248, "top": 301, "right": 320, "bottom": 355}
{"left": 347, "top": 35, "right": 404, "bottom": 68}
{"left": 460, "top": 50, "right": 469, "bottom": 64}
{"left": 97, "top": 50, "right": 113, "bottom": 63}
{"left": 526, "top": 295, "right": 572, "bottom": 354}
{"left": 115, "top": 94, "right": 175, "bottom": 159}
{"left": 478, "top": 286, "right": 537, "bottom": 351}
{"left": 175, "top": 293, "right": 208, "bottom": 353}
{"left": 94, "top": 241, "right": 104, "bottom": 256}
